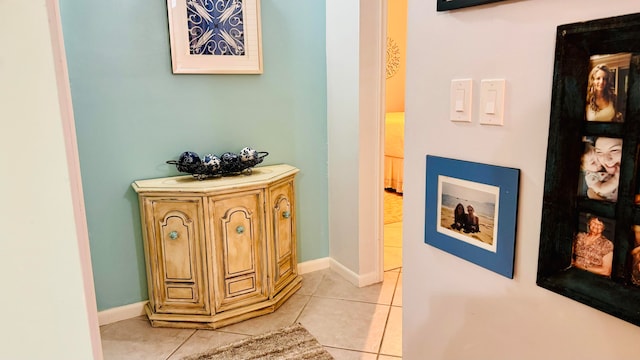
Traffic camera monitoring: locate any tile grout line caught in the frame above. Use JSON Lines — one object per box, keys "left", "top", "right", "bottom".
{"left": 293, "top": 271, "right": 327, "bottom": 325}
{"left": 164, "top": 329, "right": 197, "bottom": 360}
{"left": 376, "top": 270, "right": 401, "bottom": 357}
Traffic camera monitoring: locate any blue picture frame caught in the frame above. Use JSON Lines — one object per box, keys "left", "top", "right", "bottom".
{"left": 425, "top": 155, "right": 520, "bottom": 278}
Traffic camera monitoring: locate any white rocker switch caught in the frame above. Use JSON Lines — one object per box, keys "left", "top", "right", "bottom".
{"left": 480, "top": 79, "right": 505, "bottom": 126}
{"left": 450, "top": 79, "right": 472, "bottom": 122}
{"left": 455, "top": 89, "right": 465, "bottom": 112}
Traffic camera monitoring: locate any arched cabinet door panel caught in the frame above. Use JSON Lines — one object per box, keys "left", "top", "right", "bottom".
{"left": 268, "top": 179, "right": 298, "bottom": 295}
{"left": 210, "top": 191, "right": 268, "bottom": 312}
{"left": 142, "top": 197, "right": 210, "bottom": 315}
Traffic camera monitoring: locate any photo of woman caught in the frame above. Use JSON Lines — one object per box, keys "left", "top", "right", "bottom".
{"left": 450, "top": 203, "right": 466, "bottom": 230}
{"left": 631, "top": 247, "right": 640, "bottom": 286}
{"left": 578, "top": 136, "right": 622, "bottom": 202}
{"left": 630, "top": 225, "right": 640, "bottom": 286}
{"left": 464, "top": 205, "right": 480, "bottom": 234}
{"left": 572, "top": 214, "right": 614, "bottom": 277}
{"left": 585, "top": 53, "right": 631, "bottom": 122}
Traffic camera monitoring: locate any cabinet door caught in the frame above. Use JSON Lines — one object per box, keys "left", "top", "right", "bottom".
{"left": 269, "top": 179, "right": 298, "bottom": 294}
{"left": 210, "top": 191, "right": 267, "bottom": 312}
{"left": 143, "top": 198, "right": 210, "bottom": 315}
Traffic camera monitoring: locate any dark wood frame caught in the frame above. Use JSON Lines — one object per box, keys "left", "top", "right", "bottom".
{"left": 537, "top": 13, "right": 640, "bottom": 326}
{"left": 437, "top": 0, "right": 505, "bottom": 12}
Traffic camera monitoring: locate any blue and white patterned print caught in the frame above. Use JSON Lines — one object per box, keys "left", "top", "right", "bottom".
{"left": 202, "top": 154, "right": 221, "bottom": 171}
{"left": 186, "top": 0, "right": 245, "bottom": 56}
{"left": 239, "top": 146, "right": 258, "bottom": 162}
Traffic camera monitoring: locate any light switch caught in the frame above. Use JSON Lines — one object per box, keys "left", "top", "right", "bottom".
{"left": 479, "top": 79, "right": 505, "bottom": 126}
{"left": 455, "top": 89, "right": 465, "bottom": 112}
{"left": 450, "top": 79, "right": 472, "bottom": 122}
{"left": 485, "top": 90, "right": 497, "bottom": 114}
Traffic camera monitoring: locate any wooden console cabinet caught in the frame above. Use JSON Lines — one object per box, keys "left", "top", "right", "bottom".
{"left": 132, "top": 164, "right": 301, "bottom": 329}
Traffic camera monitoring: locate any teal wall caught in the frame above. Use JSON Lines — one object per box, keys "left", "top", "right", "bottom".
{"left": 60, "top": 1, "right": 328, "bottom": 311}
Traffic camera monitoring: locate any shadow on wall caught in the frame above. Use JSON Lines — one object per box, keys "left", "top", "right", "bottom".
{"left": 408, "top": 293, "right": 629, "bottom": 359}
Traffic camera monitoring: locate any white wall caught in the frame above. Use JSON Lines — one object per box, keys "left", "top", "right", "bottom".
{"left": 0, "top": 0, "right": 100, "bottom": 358}
{"left": 327, "top": 0, "right": 362, "bottom": 274}
{"left": 404, "top": 1, "right": 640, "bottom": 358}
{"left": 327, "top": 0, "right": 385, "bottom": 286}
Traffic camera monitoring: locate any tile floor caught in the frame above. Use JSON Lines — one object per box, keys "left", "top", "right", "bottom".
{"left": 100, "top": 218, "right": 402, "bottom": 360}
{"left": 100, "top": 269, "right": 402, "bottom": 359}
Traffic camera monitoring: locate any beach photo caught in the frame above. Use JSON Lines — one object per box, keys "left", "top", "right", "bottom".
{"left": 437, "top": 175, "right": 499, "bottom": 252}
{"left": 425, "top": 155, "right": 519, "bottom": 278}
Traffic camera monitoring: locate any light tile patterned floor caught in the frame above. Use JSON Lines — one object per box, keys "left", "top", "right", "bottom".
{"left": 100, "top": 200, "right": 403, "bottom": 359}
{"left": 100, "top": 267, "right": 402, "bottom": 359}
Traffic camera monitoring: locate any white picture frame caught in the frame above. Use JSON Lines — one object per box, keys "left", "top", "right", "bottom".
{"left": 166, "top": 0, "right": 263, "bottom": 74}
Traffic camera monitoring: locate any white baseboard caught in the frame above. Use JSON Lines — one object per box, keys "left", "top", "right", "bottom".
{"left": 329, "top": 258, "right": 382, "bottom": 287}
{"left": 98, "top": 301, "right": 147, "bottom": 326}
{"left": 297, "top": 257, "right": 331, "bottom": 274}
{"left": 99, "top": 258, "right": 333, "bottom": 326}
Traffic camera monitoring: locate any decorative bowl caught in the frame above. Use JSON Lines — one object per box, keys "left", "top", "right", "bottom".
{"left": 167, "top": 149, "right": 268, "bottom": 180}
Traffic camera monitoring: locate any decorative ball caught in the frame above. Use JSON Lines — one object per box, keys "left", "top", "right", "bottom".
{"left": 177, "top": 151, "right": 201, "bottom": 172}
{"left": 239, "top": 147, "right": 258, "bottom": 162}
{"left": 202, "top": 154, "right": 221, "bottom": 172}
{"left": 221, "top": 152, "right": 239, "bottom": 164}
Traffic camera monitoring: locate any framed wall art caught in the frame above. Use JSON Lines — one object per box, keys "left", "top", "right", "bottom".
{"left": 537, "top": 12, "right": 640, "bottom": 326}
{"left": 425, "top": 155, "right": 520, "bottom": 278}
{"left": 437, "top": 0, "right": 505, "bottom": 12}
{"left": 166, "top": 0, "right": 263, "bottom": 74}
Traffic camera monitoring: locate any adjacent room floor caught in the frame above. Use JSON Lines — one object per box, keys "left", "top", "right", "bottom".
{"left": 100, "top": 191, "right": 403, "bottom": 359}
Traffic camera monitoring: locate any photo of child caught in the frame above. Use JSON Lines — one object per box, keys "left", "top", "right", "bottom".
{"left": 578, "top": 136, "right": 621, "bottom": 202}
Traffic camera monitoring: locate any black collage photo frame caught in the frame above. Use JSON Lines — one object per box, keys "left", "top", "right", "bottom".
{"left": 537, "top": 13, "right": 640, "bottom": 326}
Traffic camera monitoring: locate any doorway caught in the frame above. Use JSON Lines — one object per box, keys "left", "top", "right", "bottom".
{"left": 383, "top": 0, "right": 407, "bottom": 272}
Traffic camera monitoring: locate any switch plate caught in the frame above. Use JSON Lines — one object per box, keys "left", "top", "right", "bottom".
{"left": 450, "top": 79, "right": 472, "bottom": 122}
{"left": 479, "top": 79, "right": 505, "bottom": 126}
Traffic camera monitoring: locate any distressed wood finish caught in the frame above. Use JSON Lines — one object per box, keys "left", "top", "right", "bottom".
{"left": 133, "top": 164, "right": 301, "bottom": 329}
{"left": 143, "top": 197, "right": 209, "bottom": 315}
{"left": 269, "top": 178, "right": 298, "bottom": 295}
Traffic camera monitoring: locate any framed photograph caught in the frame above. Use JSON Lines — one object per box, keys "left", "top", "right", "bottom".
{"left": 166, "top": 0, "right": 263, "bottom": 74}
{"left": 437, "top": 0, "right": 505, "bottom": 12}
{"left": 537, "top": 13, "right": 640, "bottom": 327}
{"left": 425, "top": 155, "right": 520, "bottom": 278}
{"left": 585, "top": 53, "right": 631, "bottom": 122}
{"left": 571, "top": 213, "right": 616, "bottom": 277}
{"left": 577, "top": 136, "right": 622, "bottom": 202}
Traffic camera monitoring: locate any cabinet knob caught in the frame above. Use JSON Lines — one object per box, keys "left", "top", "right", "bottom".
{"left": 282, "top": 211, "right": 291, "bottom": 219}
{"left": 169, "top": 231, "right": 178, "bottom": 240}
{"left": 236, "top": 226, "right": 245, "bottom": 234}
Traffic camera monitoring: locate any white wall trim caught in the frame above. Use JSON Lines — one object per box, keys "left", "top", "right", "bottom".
{"left": 298, "top": 257, "right": 331, "bottom": 274}
{"left": 329, "top": 258, "right": 360, "bottom": 286}
{"left": 326, "top": 0, "right": 387, "bottom": 285}
{"left": 47, "top": 0, "right": 102, "bottom": 357}
{"left": 359, "top": 0, "right": 387, "bottom": 286}
{"left": 99, "top": 258, "right": 333, "bottom": 326}
{"left": 98, "top": 301, "right": 147, "bottom": 326}
{"left": 330, "top": 257, "right": 379, "bottom": 287}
